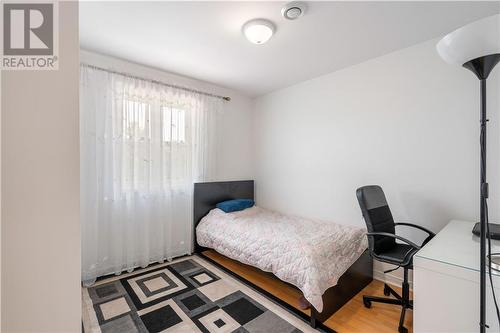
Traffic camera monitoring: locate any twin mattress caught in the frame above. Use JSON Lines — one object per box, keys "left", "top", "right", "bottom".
{"left": 196, "top": 206, "right": 368, "bottom": 312}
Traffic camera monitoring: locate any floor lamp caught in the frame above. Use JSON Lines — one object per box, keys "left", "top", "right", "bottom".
{"left": 437, "top": 14, "right": 500, "bottom": 332}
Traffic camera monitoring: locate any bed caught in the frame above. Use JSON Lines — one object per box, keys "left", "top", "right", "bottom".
{"left": 193, "top": 180, "right": 373, "bottom": 328}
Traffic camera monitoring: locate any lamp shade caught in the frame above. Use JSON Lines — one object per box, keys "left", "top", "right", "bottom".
{"left": 437, "top": 14, "right": 500, "bottom": 66}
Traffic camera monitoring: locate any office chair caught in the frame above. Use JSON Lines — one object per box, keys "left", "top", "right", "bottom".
{"left": 356, "top": 185, "right": 435, "bottom": 333}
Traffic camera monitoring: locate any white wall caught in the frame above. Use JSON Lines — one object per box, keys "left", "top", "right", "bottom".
{"left": 1, "top": 2, "right": 81, "bottom": 332}
{"left": 254, "top": 38, "right": 500, "bottom": 286}
{"left": 80, "top": 50, "right": 255, "bottom": 182}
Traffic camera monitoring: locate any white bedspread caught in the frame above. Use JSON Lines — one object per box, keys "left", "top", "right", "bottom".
{"left": 196, "top": 206, "right": 368, "bottom": 312}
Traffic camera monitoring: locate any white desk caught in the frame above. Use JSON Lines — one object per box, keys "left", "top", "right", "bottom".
{"left": 414, "top": 220, "right": 500, "bottom": 332}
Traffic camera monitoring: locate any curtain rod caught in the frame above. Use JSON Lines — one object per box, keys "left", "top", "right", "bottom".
{"left": 80, "top": 63, "right": 231, "bottom": 102}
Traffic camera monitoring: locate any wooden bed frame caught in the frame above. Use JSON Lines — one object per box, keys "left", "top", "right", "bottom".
{"left": 193, "top": 180, "right": 373, "bottom": 329}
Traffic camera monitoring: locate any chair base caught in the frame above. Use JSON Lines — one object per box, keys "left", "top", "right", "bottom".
{"left": 363, "top": 283, "right": 412, "bottom": 333}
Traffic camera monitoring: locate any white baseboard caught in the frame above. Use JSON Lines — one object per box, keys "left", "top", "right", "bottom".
{"left": 373, "top": 266, "right": 413, "bottom": 290}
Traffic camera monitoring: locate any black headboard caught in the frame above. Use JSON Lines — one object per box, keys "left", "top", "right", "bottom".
{"left": 193, "top": 180, "right": 254, "bottom": 252}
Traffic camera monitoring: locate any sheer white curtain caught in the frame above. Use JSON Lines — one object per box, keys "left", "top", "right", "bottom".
{"left": 80, "top": 65, "right": 219, "bottom": 285}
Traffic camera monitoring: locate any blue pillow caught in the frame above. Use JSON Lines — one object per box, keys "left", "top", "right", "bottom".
{"left": 216, "top": 199, "right": 255, "bottom": 213}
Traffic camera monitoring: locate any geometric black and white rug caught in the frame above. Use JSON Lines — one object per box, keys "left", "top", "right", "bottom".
{"left": 82, "top": 255, "right": 322, "bottom": 333}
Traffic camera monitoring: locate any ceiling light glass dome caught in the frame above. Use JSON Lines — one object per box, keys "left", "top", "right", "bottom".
{"left": 243, "top": 19, "right": 275, "bottom": 45}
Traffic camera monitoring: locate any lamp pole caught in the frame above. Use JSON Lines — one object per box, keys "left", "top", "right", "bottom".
{"left": 463, "top": 53, "right": 500, "bottom": 333}
{"left": 480, "top": 77, "right": 487, "bottom": 333}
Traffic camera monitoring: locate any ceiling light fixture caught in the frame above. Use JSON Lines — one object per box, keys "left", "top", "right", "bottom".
{"left": 243, "top": 19, "right": 275, "bottom": 45}
{"left": 281, "top": 2, "right": 306, "bottom": 20}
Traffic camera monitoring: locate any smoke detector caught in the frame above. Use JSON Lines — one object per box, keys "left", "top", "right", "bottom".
{"left": 281, "top": 2, "right": 306, "bottom": 20}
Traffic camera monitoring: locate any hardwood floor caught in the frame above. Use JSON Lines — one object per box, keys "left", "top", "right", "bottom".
{"left": 203, "top": 250, "right": 413, "bottom": 333}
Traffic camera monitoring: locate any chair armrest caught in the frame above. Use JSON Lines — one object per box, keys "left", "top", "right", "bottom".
{"left": 395, "top": 222, "right": 435, "bottom": 246}
{"left": 395, "top": 222, "right": 436, "bottom": 237}
{"left": 366, "top": 232, "right": 421, "bottom": 250}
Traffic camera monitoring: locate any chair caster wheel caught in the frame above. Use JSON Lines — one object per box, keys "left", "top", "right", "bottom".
{"left": 363, "top": 299, "right": 371, "bottom": 308}
{"left": 383, "top": 284, "right": 391, "bottom": 296}
{"left": 398, "top": 326, "right": 408, "bottom": 333}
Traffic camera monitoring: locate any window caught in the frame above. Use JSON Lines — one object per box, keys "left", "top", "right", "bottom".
{"left": 122, "top": 101, "right": 187, "bottom": 143}
{"left": 120, "top": 100, "right": 189, "bottom": 192}
{"left": 123, "top": 100, "right": 151, "bottom": 140}
{"left": 162, "top": 106, "right": 186, "bottom": 143}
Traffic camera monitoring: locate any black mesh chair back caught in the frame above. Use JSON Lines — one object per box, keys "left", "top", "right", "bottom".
{"left": 356, "top": 185, "right": 435, "bottom": 333}
{"left": 356, "top": 185, "right": 396, "bottom": 254}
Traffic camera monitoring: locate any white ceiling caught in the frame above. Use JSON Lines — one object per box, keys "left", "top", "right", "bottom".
{"left": 80, "top": 1, "right": 500, "bottom": 97}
